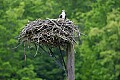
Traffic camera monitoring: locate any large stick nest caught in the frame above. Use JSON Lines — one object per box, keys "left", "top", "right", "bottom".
{"left": 18, "top": 18, "right": 80, "bottom": 48}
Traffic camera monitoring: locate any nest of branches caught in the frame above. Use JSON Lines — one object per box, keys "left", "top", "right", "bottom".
{"left": 18, "top": 18, "right": 80, "bottom": 48}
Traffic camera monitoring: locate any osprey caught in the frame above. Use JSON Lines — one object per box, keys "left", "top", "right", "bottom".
{"left": 59, "top": 10, "right": 66, "bottom": 19}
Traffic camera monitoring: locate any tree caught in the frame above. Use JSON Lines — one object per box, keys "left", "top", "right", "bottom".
{"left": 75, "top": 1, "right": 120, "bottom": 79}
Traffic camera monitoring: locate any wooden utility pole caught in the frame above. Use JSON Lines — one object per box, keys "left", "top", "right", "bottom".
{"left": 66, "top": 43, "right": 75, "bottom": 80}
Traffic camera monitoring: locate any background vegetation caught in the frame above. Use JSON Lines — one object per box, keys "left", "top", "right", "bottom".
{"left": 0, "top": 0, "right": 120, "bottom": 80}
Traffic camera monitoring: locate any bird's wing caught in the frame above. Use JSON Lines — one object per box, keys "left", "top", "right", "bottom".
{"left": 59, "top": 14, "right": 62, "bottom": 18}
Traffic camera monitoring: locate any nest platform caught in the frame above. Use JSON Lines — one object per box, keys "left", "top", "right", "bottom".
{"left": 18, "top": 18, "right": 79, "bottom": 48}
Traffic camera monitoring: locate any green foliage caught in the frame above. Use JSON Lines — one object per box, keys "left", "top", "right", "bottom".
{"left": 0, "top": 0, "right": 120, "bottom": 80}
{"left": 75, "top": 1, "right": 120, "bottom": 80}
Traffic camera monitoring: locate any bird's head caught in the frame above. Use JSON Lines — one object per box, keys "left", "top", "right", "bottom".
{"left": 62, "top": 10, "right": 65, "bottom": 12}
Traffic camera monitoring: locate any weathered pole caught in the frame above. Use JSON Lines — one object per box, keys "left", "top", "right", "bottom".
{"left": 66, "top": 43, "right": 75, "bottom": 80}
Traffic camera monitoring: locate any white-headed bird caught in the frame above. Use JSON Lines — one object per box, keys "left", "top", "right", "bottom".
{"left": 59, "top": 10, "right": 66, "bottom": 20}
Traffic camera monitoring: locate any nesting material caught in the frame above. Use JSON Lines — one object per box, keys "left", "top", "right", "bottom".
{"left": 18, "top": 18, "right": 80, "bottom": 48}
